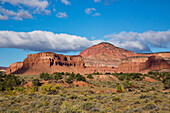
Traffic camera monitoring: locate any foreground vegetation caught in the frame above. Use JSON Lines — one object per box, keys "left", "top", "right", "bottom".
{"left": 0, "top": 71, "right": 169, "bottom": 113}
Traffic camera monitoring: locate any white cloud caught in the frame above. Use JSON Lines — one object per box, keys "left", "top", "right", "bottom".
{"left": 61, "top": 0, "right": 71, "bottom": 5}
{"left": 0, "top": 30, "right": 169, "bottom": 53}
{"left": 85, "top": 8, "right": 101, "bottom": 16}
{"left": 105, "top": 30, "right": 170, "bottom": 53}
{"left": 0, "top": 14, "right": 8, "bottom": 20}
{"left": 0, "top": 30, "right": 102, "bottom": 52}
{"left": 94, "top": 0, "right": 101, "bottom": 3}
{"left": 0, "top": 0, "right": 50, "bottom": 14}
{"left": 16, "top": 9, "right": 33, "bottom": 19}
{"left": 93, "top": 12, "right": 101, "bottom": 16}
{"left": 0, "top": 6, "right": 32, "bottom": 20}
{"left": 56, "top": 12, "right": 68, "bottom": 18}
{"left": 85, "top": 8, "right": 96, "bottom": 14}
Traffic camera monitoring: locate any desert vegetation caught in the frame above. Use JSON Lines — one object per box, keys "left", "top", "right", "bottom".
{"left": 0, "top": 71, "right": 169, "bottom": 113}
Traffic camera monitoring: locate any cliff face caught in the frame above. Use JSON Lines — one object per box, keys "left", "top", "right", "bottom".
{"left": 116, "top": 56, "right": 170, "bottom": 73}
{"left": 6, "top": 42, "right": 170, "bottom": 75}
{"left": 6, "top": 62, "right": 23, "bottom": 74}
{"left": 7, "top": 52, "right": 86, "bottom": 75}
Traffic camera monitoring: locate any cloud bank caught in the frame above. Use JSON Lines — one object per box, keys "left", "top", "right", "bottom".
{"left": 0, "top": 31, "right": 102, "bottom": 52}
{"left": 0, "top": 30, "right": 169, "bottom": 53}
{"left": 105, "top": 30, "right": 170, "bottom": 53}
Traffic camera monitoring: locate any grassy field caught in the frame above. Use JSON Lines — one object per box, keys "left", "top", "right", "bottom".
{"left": 0, "top": 72, "right": 169, "bottom": 113}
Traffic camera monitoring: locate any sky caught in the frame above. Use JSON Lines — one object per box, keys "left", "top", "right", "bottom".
{"left": 0, "top": 0, "right": 170, "bottom": 67}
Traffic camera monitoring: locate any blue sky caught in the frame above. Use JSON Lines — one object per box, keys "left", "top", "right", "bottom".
{"left": 0, "top": 0, "right": 170, "bottom": 67}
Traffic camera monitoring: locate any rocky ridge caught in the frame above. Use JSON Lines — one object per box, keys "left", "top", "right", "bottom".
{"left": 6, "top": 42, "right": 170, "bottom": 75}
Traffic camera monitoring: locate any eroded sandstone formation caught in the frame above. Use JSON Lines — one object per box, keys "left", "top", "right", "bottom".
{"left": 6, "top": 42, "right": 170, "bottom": 75}
{"left": 6, "top": 62, "right": 23, "bottom": 74}
{"left": 7, "top": 52, "right": 87, "bottom": 75}
{"left": 80, "top": 42, "right": 139, "bottom": 67}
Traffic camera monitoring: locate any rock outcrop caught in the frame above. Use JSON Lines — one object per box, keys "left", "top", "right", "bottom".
{"left": 80, "top": 42, "right": 138, "bottom": 67}
{"left": 6, "top": 62, "right": 23, "bottom": 74}
{"left": 6, "top": 42, "right": 170, "bottom": 75}
{"left": 7, "top": 52, "right": 87, "bottom": 75}
{"left": 116, "top": 56, "right": 170, "bottom": 73}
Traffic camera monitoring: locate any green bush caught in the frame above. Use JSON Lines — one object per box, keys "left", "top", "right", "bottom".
{"left": 32, "top": 79, "right": 40, "bottom": 86}
{"left": 65, "top": 77, "right": 73, "bottom": 83}
{"left": 118, "top": 75, "right": 125, "bottom": 81}
{"left": 32, "top": 86, "right": 38, "bottom": 92}
{"left": 105, "top": 72, "right": 111, "bottom": 75}
{"left": 163, "top": 78, "right": 170, "bottom": 89}
{"left": 76, "top": 73, "right": 86, "bottom": 82}
{"left": 0, "top": 74, "right": 21, "bottom": 91}
{"left": 112, "top": 96, "right": 121, "bottom": 102}
{"left": 40, "top": 73, "right": 50, "bottom": 80}
{"left": 54, "top": 74, "right": 63, "bottom": 80}
{"left": 87, "top": 74, "right": 93, "bottom": 79}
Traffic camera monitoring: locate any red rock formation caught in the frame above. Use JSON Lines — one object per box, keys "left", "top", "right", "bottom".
{"left": 80, "top": 42, "right": 138, "bottom": 67}
{"left": 116, "top": 56, "right": 170, "bottom": 73}
{"left": 7, "top": 52, "right": 87, "bottom": 75}
{"left": 6, "top": 42, "right": 170, "bottom": 75}
{"left": 6, "top": 62, "right": 23, "bottom": 74}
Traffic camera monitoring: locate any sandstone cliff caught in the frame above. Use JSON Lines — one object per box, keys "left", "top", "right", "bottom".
{"left": 6, "top": 42, "right": 170, "bottom": 75}
{"left": 7, "top": 52, "right": 87, "bottom": 75}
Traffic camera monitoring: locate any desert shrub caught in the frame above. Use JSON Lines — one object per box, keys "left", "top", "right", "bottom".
{"left": 76, "top": 73, "right": 86, "bottom": 82}
{"left": 41, "top": 84, "right": 60, "bottom": 95}
{"left": 92, "top": 72, "right": 102, "bottom": 75}
{"left": 60, "top": 102, "right": 83, "bottom": 113}
{"left": 82, "top": 103, "right": 94, "bottom": 111}
{"left": 148, "top": 71, "right": 153, "bottom": 75}
{"left": 112, "top": 96, "right": 121, "bottom": 102}
{"left": 54, "top": 74, "right": 63, "bottom": 80}
{"left": 30, "top": 101, "right": 43, "bottom": 108}
{"left": 162, "top": 78, "right": 170, "bottom": 89}
{"left": 32, "top": 86, "right": 38, "bottom": 92}
{"left": 117, "top": 75, "right": 125, "bottom": 81}
{"left": 116, "top": 84, "right": 125, "bottom": 92}
{"left": 65, "top": 72, "right": 71, "bottom": 75}
{"left": 40, "top": 73, "right": 50, "bottom": 80}
{"left": 65, "top": 77, "right": 73, "bottom": 83}
{"left": 123, "top": 81, "right": 132, "bottom": 88}
{"left": 87, "top": 90, "right": 95, "bottom": 94}
{"left": 32, "top": 79, "right": 40, "bottom": 86}
{"left": 0, "top": 74, "right": 21, "bottom": 91}
{"left": 144, "top": 103, "right": 160, "bottom": 111}
{"left": 87, "top": 74, "right": 93, "bottom": 79}
{"left": 105, "top": 72, "right": 111, "bottom": 75}
{"left": 139, "top": 94, "right": 149, "bottom": 99}
{"left": 69, "top": 94, "right": 78, "bottom": 99}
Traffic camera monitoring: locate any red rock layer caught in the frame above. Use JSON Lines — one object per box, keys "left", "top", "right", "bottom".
{"left": 6, "top": 42, "right": 170, "bottom": 75}
{"left": 6, "top": 62, "right": 23, "bottom": 74}
{"left": 116, "top": 56, "right": 170, "bottom": 73}
{"left": 7, "top": 52, "right": 86, "bottom": 75}
{"left": 79, "top": 42, "right": 138, "bottom": 67}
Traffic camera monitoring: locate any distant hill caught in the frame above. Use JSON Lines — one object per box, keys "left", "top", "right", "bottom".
{"left": 0, "top": 66, "right": 7, "bottom": 72}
